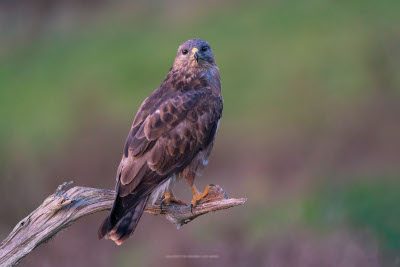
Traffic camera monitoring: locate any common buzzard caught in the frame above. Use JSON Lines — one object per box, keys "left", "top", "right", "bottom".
{"left": 98, "top": 38, "right": 223, "bottom": 245}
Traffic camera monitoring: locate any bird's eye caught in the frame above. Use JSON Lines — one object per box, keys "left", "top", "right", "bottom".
{"left": 182, "top": 49, "right": 188, "bottom": 55}
{"left": 201, "top": 46, "right": 208, "bottom": 52}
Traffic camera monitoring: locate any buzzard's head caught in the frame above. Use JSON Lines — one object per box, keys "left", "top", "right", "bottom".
{"left": 174, "top": 39, "right": 215, "bottom": 70}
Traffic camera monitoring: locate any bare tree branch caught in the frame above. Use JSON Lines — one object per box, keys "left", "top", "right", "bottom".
{"left": 0, "top": 182, "right": 246, "bottom": 266}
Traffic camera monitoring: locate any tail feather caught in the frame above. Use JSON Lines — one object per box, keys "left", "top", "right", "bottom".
{"left": 98, "top": 196, "right": 149, "bottom": 245}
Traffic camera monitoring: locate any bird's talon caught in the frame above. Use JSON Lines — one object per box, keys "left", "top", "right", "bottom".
{"left": 160, "top": 191, "right": 186, "bottom": 210}
{"left": 190, "top": 203, "right": 194, "bottom": 213}
{"left": 159, "top": 194, "right": 167, "bottom": 210}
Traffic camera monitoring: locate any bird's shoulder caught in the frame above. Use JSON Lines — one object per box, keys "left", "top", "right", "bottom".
{"left": 132, "top": 68, "right": 221, "bottom": 125}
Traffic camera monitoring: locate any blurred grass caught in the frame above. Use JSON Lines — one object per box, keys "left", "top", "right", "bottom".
{"left": 1, "top": 0, "right": 400, "bottom": 265}
{"left": 241, "top": 177, "right": 400, "bottom": 254}
{"left": 304, "top": 178, "right": 400, "bottom": 250}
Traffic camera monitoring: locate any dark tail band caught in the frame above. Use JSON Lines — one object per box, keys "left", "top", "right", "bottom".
{"left": 98, "top": 196, "right": 149, "bottom": 245}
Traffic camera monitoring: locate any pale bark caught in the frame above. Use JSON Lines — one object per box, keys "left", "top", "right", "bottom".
{"left": 0, "top": 182, "right": 246, "bottom": 266}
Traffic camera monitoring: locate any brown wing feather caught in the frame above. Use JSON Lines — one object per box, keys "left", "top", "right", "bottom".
{"left": 99, "top": 85, "right": 222, "bottom": 242}
{"left": 120, "top": 90, "right": 209, "bottom": 185}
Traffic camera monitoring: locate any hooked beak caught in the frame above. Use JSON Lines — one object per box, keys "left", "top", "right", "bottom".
{"left": 191, "top": 47, "right": 199, "bottom": 63}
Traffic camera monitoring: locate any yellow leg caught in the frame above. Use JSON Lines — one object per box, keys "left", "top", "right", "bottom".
{"left": 161, "top": 190, "right": 186, "bottom": 207}
{"left": 191, "top": 184, "right": 212, "bottom": 208}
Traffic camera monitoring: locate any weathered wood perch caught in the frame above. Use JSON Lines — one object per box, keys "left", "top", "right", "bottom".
{"left": 0, "top": 181, "right": 246, "bottom": 266}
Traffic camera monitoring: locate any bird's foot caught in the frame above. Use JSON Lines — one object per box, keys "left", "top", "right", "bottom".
{"left": 190, "top": 184, "right": 213, "bottom": 212}
{"left": 160, "top": 191, "right": 186, "bottom": 210}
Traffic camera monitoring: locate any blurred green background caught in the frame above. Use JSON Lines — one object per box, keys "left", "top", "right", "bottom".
{"left": 1, "top": 0, "right": 400, "bottom": 266}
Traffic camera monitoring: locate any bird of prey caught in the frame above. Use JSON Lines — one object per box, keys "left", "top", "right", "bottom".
{"left": 98, "top": 38, "right": 223, "bottom": 245}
